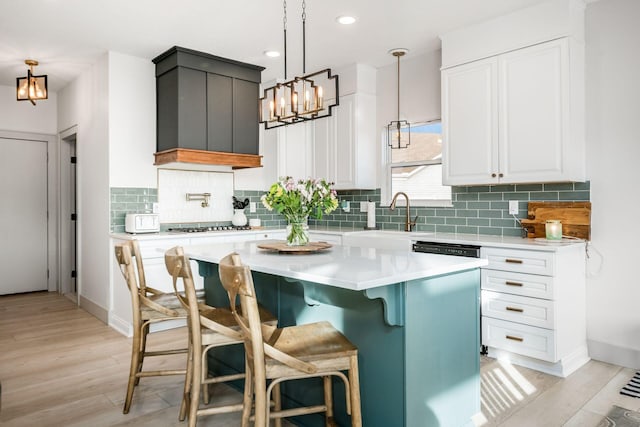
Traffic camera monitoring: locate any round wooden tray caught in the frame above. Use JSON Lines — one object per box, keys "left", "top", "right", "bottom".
{"left": 257, "top": 241, "right": 332, "bottom": 254}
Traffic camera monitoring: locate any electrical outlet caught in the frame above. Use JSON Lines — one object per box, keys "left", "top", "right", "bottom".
{"left": 508, "top": 200, "right": 519, "bottom": 215}
{"left": 249, "top": 202, "right": 256, "bottom": 213}
{"left": 360, "top": 201, "right": 368, "bottom": 212}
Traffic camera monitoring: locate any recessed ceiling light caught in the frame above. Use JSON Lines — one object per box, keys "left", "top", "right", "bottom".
{"left": 264, "top": 50, "right": 280, "bottom": 58}
{"left": 336, "top": 15, "right": 357, "bottom": 25}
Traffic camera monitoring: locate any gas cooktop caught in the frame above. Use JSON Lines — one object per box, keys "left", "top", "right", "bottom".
{"left": 167, "top": 225, "right": 252, "bottom": 233}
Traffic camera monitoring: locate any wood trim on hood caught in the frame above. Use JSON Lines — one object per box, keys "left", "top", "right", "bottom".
{"left": 154, "top": 148, "right": 262, "bottom": 169}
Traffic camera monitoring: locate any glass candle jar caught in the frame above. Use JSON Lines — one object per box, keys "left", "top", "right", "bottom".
{"left": 545, "top": 220, "right": 562, "bottom": 240}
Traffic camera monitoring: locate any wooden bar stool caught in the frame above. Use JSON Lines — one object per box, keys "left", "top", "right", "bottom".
{"left": 114, "top": 240, "right": 202, "bottom": 414}
{"left": 164, "top": 246, "right": 278, "bottom": 427}
{"left": 218, "top": 252, "right": 363, "bottom": 427}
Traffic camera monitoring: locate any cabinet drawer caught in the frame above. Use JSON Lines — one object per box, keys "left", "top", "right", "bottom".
{"left": 308, "top": 233, "right": 342, "bottom": 245}
{"left": 481, "top": 269, "right": 554, "bottom": 299}
{"left": 482, "top": 317, "right": 556, "bottom": 362}
{"left": 256, "top": 231, "right": 287, "bottom": 240}
{"left": 482, "top": 290, "right": 554, "bottom": 329}
{"left": 481, "top": 247, "right": 554, "bottom": 276}
{"left": 137, "top": 238, "right": 191, "bottom": 259}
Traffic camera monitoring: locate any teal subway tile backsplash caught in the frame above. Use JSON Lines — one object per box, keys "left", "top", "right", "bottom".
{"left": 111, "top": 182, "right": 590, "bottom": 237}
{"left": 110, "top": 187, "right": 158, "bottom": 233}
{"left": 304, "top": 181, "right": 590, "bottom": 237}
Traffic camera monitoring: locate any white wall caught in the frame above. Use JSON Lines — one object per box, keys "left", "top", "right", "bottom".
{"left": 58, "top": 53, "right": 111, "bottom": 321}
{"left": 108, "top": 51, "right": 157, "bottom": 188}
{"left": 375, "top": 50, "right": 442, "bottom": 201}
{"left": 376, "top": 50, "right": 442, "bottom": 134}
{"left": 0, "top": 85, "right": 57, "bottom": 134}
{"left": 584, "top": 0, "right": 640, "bottom": 368}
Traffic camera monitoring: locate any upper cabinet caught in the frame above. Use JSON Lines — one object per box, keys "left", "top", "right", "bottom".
{"left": 273, "top": 64, "right": 377, "bottom": 189}
{"left": 152, "top": 46, "right": 264, "bottom": 168}
{"left": 440, "top": 0, "right": 586, "bottom": 186}
{"left": 276, "top": 122, "right": 314, "bottom": 179}
{"left": 312, "top": 93, "right": 376, "bottom": 190}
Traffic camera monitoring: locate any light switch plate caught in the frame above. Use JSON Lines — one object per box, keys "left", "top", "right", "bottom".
{"left": 508, "top": 200, "right": 519, "bottom": 215}
{"left": 360, "top": 201, "right": 368, "bottom": 212}
{"left": 249, "top": 202, "right": 256, "bottom": 213}
{"left": 152, "top": 203, "right": 159, "bottom": 214}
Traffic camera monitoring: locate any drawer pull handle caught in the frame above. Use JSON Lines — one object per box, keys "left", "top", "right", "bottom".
{"left": 505, "top": 258, "right": 523, "bottom": 264}
{"left": 506, "top": 306, "right": 524, "bottom": 313}
{"left": 506, "top": 335, "right": 524, "bottom": 342}
{"left": 505, "top": 281, "right": 523, "bottom": 287}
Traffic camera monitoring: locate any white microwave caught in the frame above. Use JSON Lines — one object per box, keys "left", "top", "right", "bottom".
{"left": 125, "top": 213, "right": 160, "bottom": 234}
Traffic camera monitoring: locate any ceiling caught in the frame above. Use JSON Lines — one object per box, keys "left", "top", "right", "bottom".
{"left": 0, "top": 0, "right": 547, "bottom": 92}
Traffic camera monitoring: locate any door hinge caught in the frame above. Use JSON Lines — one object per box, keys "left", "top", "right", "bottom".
{"left": 71, "top": 270, "right": 77, "bottom": 278}
{"left": 71, "top": 213, "right": 77, "bottom": 221}
{"left": 71, "top": 156, "right": 77, "bottom": 164}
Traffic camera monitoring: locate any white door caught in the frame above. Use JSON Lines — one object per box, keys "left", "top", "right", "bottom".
{"left": 442, "top": 57, "right": 499, "bottom": 185}
{"left": 498, "top": 38, "right": 568, "bottom": 183}
{"left": 276, "top": 122, "right": 313, "bottom": 179}
{"left": 0, "top": 137, "right": 48, "bottom": 294}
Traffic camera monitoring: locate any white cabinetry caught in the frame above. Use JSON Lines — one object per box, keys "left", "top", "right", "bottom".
{"left": 275, "top": 63, "right": 377, "bottom": 189}
{"left": 110, "top": 236, "right": 194, "bottom": 336}
{"left": 480, "top": 244, "right": 588, "bottom": 377}
{"left": 442, "top": 38, "right": 585, "bottom": 185}
{"left": 308, "top": 231, "right": 342, "bottom": 246}
{"left": 313, "top": 93, "right": 376, "bottom": 189}
{"left": 255, "top": 230, "right": 287, "bottom": 240}
{"left": 110, "top": 231, "right": 287, "bottom": 337}
{"left": 276, "top": 123, "right": 313, "bottom": 179}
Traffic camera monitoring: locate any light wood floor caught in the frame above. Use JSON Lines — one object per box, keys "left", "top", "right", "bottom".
{"left": 0, "top": 292, "right": 638, "bottom": 426}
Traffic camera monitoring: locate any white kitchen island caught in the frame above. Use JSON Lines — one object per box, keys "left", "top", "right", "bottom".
{"left": 185, "top": 240, "right": 488, "bottom": 427}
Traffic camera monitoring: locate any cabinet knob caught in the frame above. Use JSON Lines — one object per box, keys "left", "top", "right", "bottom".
{"left": 499, "top": 173, "right": 504, "bottom": 178}
{"left": 491, "top": 173, "right": 497, "bottom": 178}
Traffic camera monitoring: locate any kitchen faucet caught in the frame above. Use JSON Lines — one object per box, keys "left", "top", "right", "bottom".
{"left": 390, "top": 192, "right": 417, "bottom": 232}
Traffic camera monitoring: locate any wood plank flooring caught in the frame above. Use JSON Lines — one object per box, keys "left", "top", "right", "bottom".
{"left": 0, "top": 292, "right": 638, "bottom": 426}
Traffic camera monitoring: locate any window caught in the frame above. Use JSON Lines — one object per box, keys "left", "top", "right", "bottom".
{"left": 384, "top": 120, "right": 451, "bottom": 206}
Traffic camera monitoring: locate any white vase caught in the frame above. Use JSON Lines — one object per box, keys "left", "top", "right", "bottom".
{"left": 232, "top": 209, "right": 247, "bottom": 226}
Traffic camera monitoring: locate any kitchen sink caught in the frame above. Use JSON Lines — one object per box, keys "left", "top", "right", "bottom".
{"left": 342, "top": 230, "right": 434, "bottom": 251}
{"left": 344, "top": 230, "right": 435, "bottom": 239}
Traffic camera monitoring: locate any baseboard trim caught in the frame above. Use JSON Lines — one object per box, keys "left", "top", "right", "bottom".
{"left": 79, "top": 295, "right": 108, "bottom": 324}
{"left": 107, "top": 312, "right": 185, "bottom": 338}
{"left": 108, "top": 313, "right": 132, "bottom": 337}
{"left": 588, "top": 339, "right": 640, "bottom": 370}
{"left": 487, "top": 345, "right": 590, "bottom": 377}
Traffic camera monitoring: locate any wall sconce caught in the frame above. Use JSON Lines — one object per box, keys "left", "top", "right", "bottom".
{"left": 16, "top": 60, "right": 48, "bottom": 105}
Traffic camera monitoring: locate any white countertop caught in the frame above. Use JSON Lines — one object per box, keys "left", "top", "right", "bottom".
{"left": 110, "top": 228, "right": 283, "bottom": 241}
{"left": 342, "top": 230, "right": 586, "bottom": 252}
{"left": 184, "top": 240, "right": 487, "bottom": 291}
{"left": 111, "top": 227, "right": 586, "bottom": 252}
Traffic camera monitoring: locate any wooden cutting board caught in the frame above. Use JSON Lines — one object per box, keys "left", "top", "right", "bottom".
{"left": 520, "top": 202, "right": 591, "bottom": 240}
{"left": 257, "top": 241, "right": 332, "bottom": 254}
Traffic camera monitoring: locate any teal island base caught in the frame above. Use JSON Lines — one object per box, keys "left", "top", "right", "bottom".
{"left": 199, "top": 261, "right": 480, "bottom": 427}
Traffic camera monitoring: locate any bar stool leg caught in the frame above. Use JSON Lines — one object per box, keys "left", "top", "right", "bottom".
{"left": 349, "top": 355, "right": 362, "bottom": 427}
{"left": 123, "top": 324, "right": 142, "bottom": 414}
{"left": 324, "top": 376, "right": 335, "bottom": 426}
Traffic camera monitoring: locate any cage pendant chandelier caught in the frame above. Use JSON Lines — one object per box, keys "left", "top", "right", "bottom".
{"left": 16, "top": 59, "right": 48, "bottom": 105}
{"left": 387, "top": 49, "right": 410, "bottom": 149}
{"left": 259, "top": 0, "right": 339, "bottom": 129}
